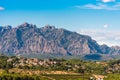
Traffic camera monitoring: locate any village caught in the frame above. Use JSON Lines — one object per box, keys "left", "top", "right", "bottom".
{"left": 5, "top": 56, "right": 113, "bottom": 80}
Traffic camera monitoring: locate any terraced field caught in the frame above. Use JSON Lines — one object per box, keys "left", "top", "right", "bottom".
{"left": 42, "top": 74, "right": 90, "bottom": 80}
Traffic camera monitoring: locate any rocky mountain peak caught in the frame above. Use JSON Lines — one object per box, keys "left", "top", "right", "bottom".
{"left": 44, "top": 25, "right": 55, "bottom": 30}
{"left": 17, "top": 22, "right": 36, "bottom": 29}
{"left": 21, "top": 22, "right": 30, "bottom": 27}
{"left": 0, "top": 25, "right": 12, "bottom": 34}
{"left": 111, "top": 46, "right": 120, "bottom": 49}
{"left": 0, "top": 25, "right": 12, "bottom": 30}
{"left": 5, "top": 25, "right": 12, "bottom": 30}
{"left": 0, "top": 23, "right": 120, "bottom": 56}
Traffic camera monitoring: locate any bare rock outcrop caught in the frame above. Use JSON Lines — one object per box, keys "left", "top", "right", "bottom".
{"left": 0, "top": 23, "right": 119, "bottom": 56}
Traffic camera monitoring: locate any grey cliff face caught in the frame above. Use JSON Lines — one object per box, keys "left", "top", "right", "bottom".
{"left": 0, "top": 23, "right": 119, "bottom": 55}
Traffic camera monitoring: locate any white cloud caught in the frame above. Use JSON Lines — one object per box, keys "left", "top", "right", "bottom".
{"left": 103, "top": 24, "right": 109, "bottom": 28}
{"left": 102, "top": 0, "right": 115, "bottom": 3}
{"left": 79, "top": 30, "right": 120, "bottom": 46}
{"left": 0, "top": 6, "right": 4, "bottom": 11}
{"left": 75, "top": 2, "right": 120, "bottom": 10}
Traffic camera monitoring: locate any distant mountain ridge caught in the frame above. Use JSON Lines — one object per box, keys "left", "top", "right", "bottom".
{"left": 0, "top": 23, "right": 120, "bottom": 57}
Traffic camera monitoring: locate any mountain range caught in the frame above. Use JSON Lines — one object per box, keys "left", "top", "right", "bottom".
{"left": 0, "top": 23, "right": 120, "bottom": 59}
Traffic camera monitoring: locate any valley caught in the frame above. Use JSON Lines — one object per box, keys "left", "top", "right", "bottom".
{"left": 0, "top": 55, "right": 119, "bottom": 80}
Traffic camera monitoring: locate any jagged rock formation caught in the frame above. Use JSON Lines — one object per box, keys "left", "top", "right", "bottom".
{"left": 0, "top": 23, "right": 120, "bottom": 55}
{"left": 100, "top": 44, "right": 120, "bottom": 55}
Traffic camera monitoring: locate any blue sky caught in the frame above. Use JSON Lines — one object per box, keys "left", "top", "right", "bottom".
{"left": 0, "top": 0, "right": 120, "bottom": 46}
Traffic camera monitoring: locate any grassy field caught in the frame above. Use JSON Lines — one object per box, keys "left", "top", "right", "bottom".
{"left": 0, "top": 69, "right": 90, "bottom": 80}
{"left": 0, "top": 55, "right": 119, "bottom": 80}
{"left": 42, "top": 74, "right": 90, "bottom": 80}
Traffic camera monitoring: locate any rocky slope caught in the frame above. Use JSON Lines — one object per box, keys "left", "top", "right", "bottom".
{"left": 0, "top": 23, "right": 120, "bottom": 56}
